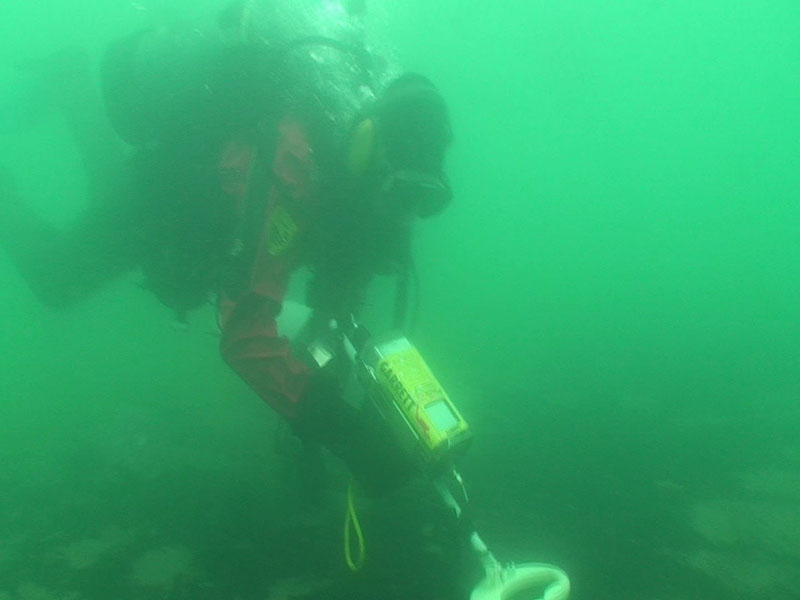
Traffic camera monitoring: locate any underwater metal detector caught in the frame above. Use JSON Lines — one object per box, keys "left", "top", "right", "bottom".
{"left": 353, "top": 328, "right": 472, "bottom": 471}
{"left": 320, "top": 317, "right": 571, "bottom": 600}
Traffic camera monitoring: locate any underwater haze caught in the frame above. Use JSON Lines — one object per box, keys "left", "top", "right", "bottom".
{"left": 1, "top": 2, "right": 799, "bottom": 600}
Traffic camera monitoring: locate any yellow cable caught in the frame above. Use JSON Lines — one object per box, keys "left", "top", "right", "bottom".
{"left": 344, "top": 480, "right": 365, "bottom": 571}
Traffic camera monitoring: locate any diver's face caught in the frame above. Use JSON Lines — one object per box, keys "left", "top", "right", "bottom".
{"left": 378, "top": 169, "right": 452, "bottom": 221}
{"left": 366, "top": 144, "right": 452, "bottom": 226}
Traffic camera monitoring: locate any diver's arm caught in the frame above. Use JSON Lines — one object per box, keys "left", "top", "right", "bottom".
{"left": 218, "top": 118, "right": 317, "bottom": 418}
{"left": 218, "top": 286, "right": 312, "bottom": 420}
{"left": 218, "top": 286, "right": 413, "bottom": 494}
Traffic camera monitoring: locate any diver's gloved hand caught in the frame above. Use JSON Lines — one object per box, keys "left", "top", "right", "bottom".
{"left": 294, "top": 372, "right": 417, "bottom": 497}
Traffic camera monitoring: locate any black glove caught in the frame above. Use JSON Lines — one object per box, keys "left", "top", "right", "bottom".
{"left": 294, "top": 372, "right": 416, "bottom": 496}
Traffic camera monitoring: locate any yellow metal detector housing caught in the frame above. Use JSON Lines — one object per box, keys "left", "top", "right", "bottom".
{"left": 361, "top": 335, "right": 471, "bottom": 467}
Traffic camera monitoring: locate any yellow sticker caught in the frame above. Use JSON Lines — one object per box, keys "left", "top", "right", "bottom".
{"left": 267, "top": 205, "right": 298, "bottom": 256}
{"left": 379, "top": 347, "right": 458, "bottom": 452}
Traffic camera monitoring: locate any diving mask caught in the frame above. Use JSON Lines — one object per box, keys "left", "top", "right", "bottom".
{"left": 380, "top": 169, "right": 452, "bottom": 218}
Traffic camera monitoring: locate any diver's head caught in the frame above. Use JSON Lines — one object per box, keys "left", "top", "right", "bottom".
{"left": 347, "top": 73, "right": 453, "bottom": 221}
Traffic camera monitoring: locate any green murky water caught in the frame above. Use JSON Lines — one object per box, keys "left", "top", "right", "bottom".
{"left": 1, "top": 2, "right": 798, "bottom": 599}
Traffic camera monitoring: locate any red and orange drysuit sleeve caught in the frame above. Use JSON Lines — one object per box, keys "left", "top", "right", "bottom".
{"left": 217, "top": 118, "right": 319, "bottom": 421}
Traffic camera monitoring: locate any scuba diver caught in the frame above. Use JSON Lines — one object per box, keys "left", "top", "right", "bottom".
{"left": 2, "top": 7, "right": 572, "bottom": 600}
{"left": 0, "top": 1, "right": 453, "bottom": 495}
{"left": 0, "top": 6, "right": 486, "bottom": 600}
